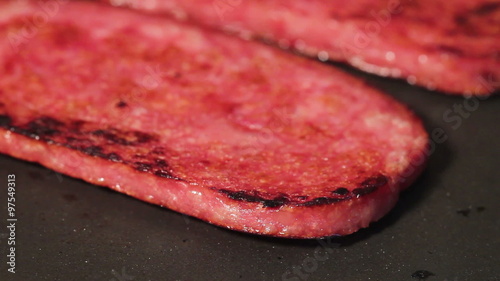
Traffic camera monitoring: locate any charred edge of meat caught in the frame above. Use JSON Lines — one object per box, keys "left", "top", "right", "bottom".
{"left": 331, "top": 187, "right": 349, "bottom": 195}
{"left": 353, "top": 175, "right": 388, "bottom": 197}
{"left": 217, "top": 190, "right": 290, "bottom": 208}
{"left": 0, "top": 115, "right": 183, "bottom": 181}
{"left": 62, "top": 143, "right": 124, "bottom": 163}
{"left": 3, "top": 116, "right": 64, "bottom": 140}
{"left": 217, "top": 175, "right": 388, "bottom": 208}
{"left": 2, "top": 115, "right": 157, "bottom": 146}
{"left": 300, "top": 197, "right": 344, "bottom": 207}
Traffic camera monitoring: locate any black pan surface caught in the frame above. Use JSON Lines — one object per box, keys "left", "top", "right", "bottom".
{"left": 1, "top": 62, "right": 499, "bottom": 281}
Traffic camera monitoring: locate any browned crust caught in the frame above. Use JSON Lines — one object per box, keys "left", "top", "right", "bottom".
{"left": 0, "top": 113, "right": 388, "bottom": 209}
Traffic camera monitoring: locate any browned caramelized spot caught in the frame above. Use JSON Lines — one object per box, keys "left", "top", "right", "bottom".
{"left": 473, "top": 2, "right": 499, "bottom": 15}
{"left": 436, "top": 45, "right": 464, "bottom": 56}
{"left": 91, "top": 128, "right": 156, "bottom": 146}
{"left": 116, "top": 101, "right": 128, "bottom": 108}
{"left": 454, "top": 15, "right": 467, "bottom": 25}
{"left": 0, "top": 114, "right": 183, "bottom": 181}
{"left": 217, "top": 174, "right": 388, "bottom": 208}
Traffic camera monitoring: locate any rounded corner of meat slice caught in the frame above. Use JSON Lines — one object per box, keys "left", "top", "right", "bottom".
{"left": 0, "top": 0, "right": 429, "bottom": 238}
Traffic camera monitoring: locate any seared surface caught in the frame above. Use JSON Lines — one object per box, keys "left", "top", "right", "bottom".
{"left": 104, "top": 0, "right": 500, "bottom": 95}
{"left": 0, "top": 1, "right": 427, "bottom": 237}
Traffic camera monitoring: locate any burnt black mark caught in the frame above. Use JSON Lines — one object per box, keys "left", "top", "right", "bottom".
{"left": 218, "top": 174, "right": 388, "bottom": 208}
{"left": 79, "top": 145, "right": 107, "bottom": 158}
{"left": 116, "top": 101, "right": 128, "bottom": 108}
{"left": 353, "top": 186, "right": 376, "bottom": 196}
{"left": 3, "top": 115, "right": 183, "bottom": 182}
{"left": 107, "top": 152, "right": 122, "bottom": 162}
{"left": 90, "top": 128, "right": 156, "bottom": 146}
{"left": 473, "top": 2, "right": 499, "bottom": 15}
{"left": 476, "top": 206, "right": 486, "bottom": 212}
{"left": 361, "top": 175, "right": 388, "bottom": 189}
{"left": 456, "top": 208, "right": 471, "bottom": 217}
{"left": 353, "top": 175, "right": 388, "bottom": 197}
{"left": 12, "top": 116, "right": 64, "bottom": 139}
{"left": 155, "top": 159, "right": 168, "bottom": 168}
{"left": 411, "top": 270, "right": 435, "bottom": 279}
{"left": 71, "top": 120, "right": 85, "bottom": 129}
{"left": 66, "top": 141, "right": 126, "bottom": 162}
{"left": 154, "top": 170, "right": 182, "bottom": 180}
{"left": 130, "top": 158, "right": 182, "bottom": 180}
{"left": 263, "top": 196, "right": 289, "bottom": 208}
{"left": 134, "top": 131, "right": 155, "bottom": 144}
{"left": 219, "top": 189, "right": 290, "bottom": 208}
{"left": 221, "top": 190, "right": 262, "bottom": 203}
{"left": 92, "top": 129, "right": 134, "bottom": 146}
{"left": 0, "top": 115, "right": 12, "bottom": 127}
{"left": 332, "top": 187, "right": 349, "bottom": 195}
{"left": 134, "top": 162, "right": 152, "bottom": 172}
{"left": 300, "top": 197, "right": 343, "bottom": 207}
{"left": 361, "top": 175, "right": 388, "bottom": 188}
{"left": 65, "top": 136, "right": 78, "bottom": 142}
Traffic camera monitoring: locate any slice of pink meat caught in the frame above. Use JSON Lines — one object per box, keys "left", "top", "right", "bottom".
{"left": 103, "top": 0, "right": 499, "bottom": 95}
{"left": 0, "top": 1, "right": 428, "bottom": 238}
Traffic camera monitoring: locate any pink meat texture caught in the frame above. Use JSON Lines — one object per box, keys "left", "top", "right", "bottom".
{"left": 103, "top": 0, "right": 500, "bottom": 95}
{"left": 0, "top": 1, "right": 428, "bottom": 238}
